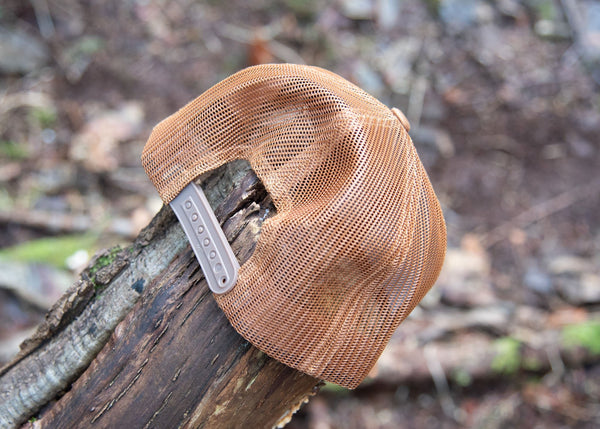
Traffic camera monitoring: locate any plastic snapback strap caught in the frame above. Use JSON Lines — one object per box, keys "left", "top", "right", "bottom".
{"left": 170, "top": 182, "right": 239, "bottom": 294}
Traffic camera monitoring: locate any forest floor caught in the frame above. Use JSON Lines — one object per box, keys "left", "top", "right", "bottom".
{"left": 1, "top": 1, "right": 599, "bottom": 428}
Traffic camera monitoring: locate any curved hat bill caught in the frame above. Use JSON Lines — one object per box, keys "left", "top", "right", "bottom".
{"left": 142, "top": 64, "right": 447, "bottom": 389}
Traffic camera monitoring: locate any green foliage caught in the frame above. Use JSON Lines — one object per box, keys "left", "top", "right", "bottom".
{"left": 522, "top": 356, "right": 543, "bottom": 371}
{"left": 29, "top": 106, "right": 57, "bottom": 128}
{"left": 526, "top": 0, "right": 557, "bottom": 21}
{"left": 0, "top": 140, "right": 28, "bottom": 160}
{"left": 0, "top": 234, "right": 96, "bottom": 269}
{"left": 451, "top": 368, "right": 472, "bottom": 387}
{"left": 562, "top": 321, "right": 600, "bottom": 355}
{"left": 72, "top": 35, "right": 105, "bottom": 56}
{"left": 491, "top": 337, "right": 522, "bottom": 375}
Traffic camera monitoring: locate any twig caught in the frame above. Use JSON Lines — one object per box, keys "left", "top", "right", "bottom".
{"left": 424, "top": 344, "right": 463, "bottom": 423}
{"left": 0, "top": 210, "right": 91, "bottom": 233}
{"left": 217, "top": 23, "right": 306, "bottom": 65}
{"left": 408, "top": 73, "right": 427, "bottom": 130}
{"left": 0, "top": 209, "right": 143, "bottom": 239}
{"left": 0, "top": 91, "right": 53, "bottom": 134}
{"left": 30, "top": 0, "right": 55, "bottom": 39}
{"left": 560, "top": 0, "right": 600, "bottom": 85}
{"left": 482, "top": 179, "right": 600, "bottom": 248}
{"left": 0, "top": 91, "right": 52, "bottom": 115}
{"left": 545, "top": 344, "right": 566, "bottom": 384}
{"left": 561, "top": 0, "right": 586, "bottom": 45}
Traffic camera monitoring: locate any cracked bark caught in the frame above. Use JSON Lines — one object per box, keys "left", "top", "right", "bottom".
{"left": 0, "top": 161, "right": 321, "bottom": 428}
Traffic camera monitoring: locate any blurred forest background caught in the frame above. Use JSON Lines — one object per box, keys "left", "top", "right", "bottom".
{"left": 1, "top": 0, "right": 599, "bottom": 428}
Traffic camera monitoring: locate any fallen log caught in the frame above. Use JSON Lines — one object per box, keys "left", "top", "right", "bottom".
{"left": 0, "top": 160, "right": 321, "bottom": 428}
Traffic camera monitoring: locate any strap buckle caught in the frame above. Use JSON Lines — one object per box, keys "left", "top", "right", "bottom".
{"left": 170, "top": 182, "right": 239, "bottom": 293}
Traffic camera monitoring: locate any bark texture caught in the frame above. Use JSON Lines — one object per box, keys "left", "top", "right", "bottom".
{"left": 0, "top": 161, "right": 321, "bottom": 428}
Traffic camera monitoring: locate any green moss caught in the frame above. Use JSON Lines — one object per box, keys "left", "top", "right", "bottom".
{"left": 562, "top": 321, "right": 600, "bottom": 355}
{"left": 29, "top": 106, "right": 57, "bottom": 128}
{"left": 73, "top": 36, "right": 104, "bottom": 55}
{"left": 451, "top": 368, "right": 472, "bottom": 387}
{"left": 0, "top": 140, "right": 28, "bottom": 160}
{"left": 0, "top": 234, "right": 97, "bottom": 269}
{"left": 89, "top": 246, "right": 122, "bottom": 292}
{"left": 89, "top": 246, "right": 122, "bottom": 285}
{"left": 491, "top": 337, "right": 522, "bottom": 375}
{"left": 527, "top": 0, "right": 557, "bottom": 21}
{"left": 523, "top": 356, "right": 543, "bottom": 371}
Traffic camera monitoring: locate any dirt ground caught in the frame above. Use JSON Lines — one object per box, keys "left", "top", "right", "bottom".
{"left": 1, "top": 0, "right": 599, "bottom": 428}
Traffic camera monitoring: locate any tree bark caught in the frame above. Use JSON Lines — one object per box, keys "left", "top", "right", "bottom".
{"left": 0, "top": 161, "right": 321, "bottom": 428}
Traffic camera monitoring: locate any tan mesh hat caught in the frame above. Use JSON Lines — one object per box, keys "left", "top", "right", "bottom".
{"left": 141, "top": 64, "right": 446, "bottom": 388}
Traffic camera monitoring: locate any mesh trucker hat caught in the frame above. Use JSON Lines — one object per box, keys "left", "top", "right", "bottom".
{"left": 141, "top": 64, "right": 446, "bottom": 389}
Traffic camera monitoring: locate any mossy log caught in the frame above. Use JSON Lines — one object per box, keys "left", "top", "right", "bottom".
{"left": 0, "top": 161, "right": 321, "bottom": 428}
